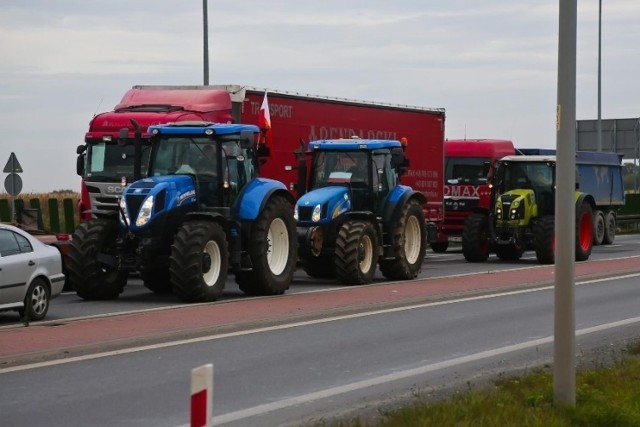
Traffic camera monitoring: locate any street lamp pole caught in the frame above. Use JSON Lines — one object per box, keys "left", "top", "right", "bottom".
{"left": 203, "top": 0, "right": 209, "bottom": 85}
{"left": 597, "top": 0, "right": 602, "bottom": 151}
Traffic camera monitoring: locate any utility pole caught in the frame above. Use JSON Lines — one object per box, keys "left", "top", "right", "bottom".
{"left": 554, "top": 0, "right": 577, "bottom": 406}
{"left": 203, "top": 0, "right": 209, "bottom": 85}
{"left": 597, "top": 0, "right": 602, "bottom": 151}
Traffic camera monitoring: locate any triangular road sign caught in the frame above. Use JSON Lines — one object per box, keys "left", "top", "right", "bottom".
{"left": 3, "top": 152, "right": 23, "bottom": 173}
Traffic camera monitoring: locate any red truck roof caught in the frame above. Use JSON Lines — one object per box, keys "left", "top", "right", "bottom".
{"left": 116, "top": 88, "right": 232, "bottom": 113}
{"left": 445, "top": 139, "right": 515, "bottom": 158}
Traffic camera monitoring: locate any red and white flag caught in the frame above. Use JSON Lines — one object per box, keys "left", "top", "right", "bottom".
{"left": 258, "top": 91, "right": 272, "bottom": 147}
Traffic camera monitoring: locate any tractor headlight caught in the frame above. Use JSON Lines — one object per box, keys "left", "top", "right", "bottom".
{"left": 136, "top": 195, "right": 154, "bottom": 227}
{"left": 312, "top": 204, "right": 322, "bottom": 222}
{"left": 294, "top": 205, "right": 299, "bottom": 221}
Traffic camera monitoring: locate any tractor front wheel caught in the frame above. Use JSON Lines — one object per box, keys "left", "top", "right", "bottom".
{"left": 335, "top": 220, "right": 378, "bottom": 285}
{"left": 67, "top": 218, "right": 127, "bottom": 300}
{"left": 379, "top": 200, "right": 426, "bottom": 280}
{"left": 171, "top": 220, "right": 228, "bottom": 303}
{"left": 534, "top": 215, "right": 555, "bottom": 264}
{"left": 462, "top": 213, "right": 490, "bottom": 262}
{"left": 235, "top": 196, "right": 297, "bottom": 296}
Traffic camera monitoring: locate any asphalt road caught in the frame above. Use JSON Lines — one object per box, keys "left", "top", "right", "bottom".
{"left": 1, "top": 269, "right": 639, "bottom": 426}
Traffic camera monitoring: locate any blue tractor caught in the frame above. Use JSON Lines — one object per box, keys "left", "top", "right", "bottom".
{"left": 68, "top": 121, "right": 298, "bottom": 302}
{"left": 295, "top": 138, "right": 428, "bottom": 284}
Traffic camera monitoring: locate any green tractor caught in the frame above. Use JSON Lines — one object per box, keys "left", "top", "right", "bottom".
{"left": 462, "top": 155, "right": 594, "bottom": 264}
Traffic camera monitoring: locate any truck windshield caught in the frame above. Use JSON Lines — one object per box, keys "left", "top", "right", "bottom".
{"left": 445, "top": 157, "right": 490, "bottom": 185}
{"left": 85, "top": 142, "right": 150, "bottom": 181}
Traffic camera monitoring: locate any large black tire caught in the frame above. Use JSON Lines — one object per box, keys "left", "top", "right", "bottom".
{"left": 379, "top": 200, "right": 426, "bottom": 280}
{"left": 462, "top": 213, "right": 490, "bottom": 262}
{"left": 171, "top": 221, "right": 228, "bottom": 303}
{"left": 534, "top": 215, "right": 555, "bottom": 264}
{"left": 140, "top": 267, "right": 172, "bottom": 294}
{"left": 67, "top": 218, "right": 127, "bottom": 300}
{"left": 495, "top": 243, "right": 524, "bottom": 261}
{"left": 335, "top": 220, "right": 378, "bottom": 285}
{"left": 593, "top": 210, "right": 605, "bottom": 246}
{"left": 429, "top": 241, "right": 449, "bottom": 253}
{"left": 302, "top": 255, "right": 336, "bottom": 279}
{"left": 18, "top": 278, "right": 50, "bottom": 321}
{"left": 575, "top": 202, "right": 594, "bottom": 261}
{"left": 235, "top": 196, "right": 297, "bottom": 296}
{"left": 603, "top": 210, "right": 616, "bottom": 245}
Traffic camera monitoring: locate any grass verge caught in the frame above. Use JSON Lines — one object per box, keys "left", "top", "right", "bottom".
{"left": 317, "top": 343, "right": 640, "bottom": 427}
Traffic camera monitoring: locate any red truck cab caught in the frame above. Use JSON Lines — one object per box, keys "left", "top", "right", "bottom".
{"left": 432, "top": 139, "right": 515, "bottom": 252}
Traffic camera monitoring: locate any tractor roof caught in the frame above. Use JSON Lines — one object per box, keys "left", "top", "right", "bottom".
{"left": 499, "top": 155, "right": 556, "bottom": 163}
{"left": 148, "top": 121, "right": 259, "bottom": 136}
{"left": 309, "top": 138, "right": 403, "bottom": 151}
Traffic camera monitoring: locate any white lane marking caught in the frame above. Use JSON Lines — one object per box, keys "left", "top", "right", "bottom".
{"left": 2, "top": 272, "right": 639, "bottom": 375}
{"left": 198, "top": 315, "right": 640, "bottom": 425}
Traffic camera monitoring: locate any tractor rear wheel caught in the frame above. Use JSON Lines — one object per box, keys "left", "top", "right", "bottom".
{"left": 379, "top": 200, "right": 426, "bottom": 280}
{"left": 235, "top": 196, "right": 297, "bottom": 296}
{"left": 462, "top": 213, "right": 490, "bottom": 262}
{"left": 603, "top": 210, "right": 616, "bottom": 245}
{"left": 534, "top": 215, "right": 555, "bottom": 264}
{"left": 335, "top": 220, "right": 378, "bottom": 285}
{"left": 575, "top": 202, "right": 594, "bottom": 261}
{"left": 171, "top": 220, "right": 228, "bottom": 303}
{"left": 68, "top": 218, "right": 127, "bottom": 300}
{"left": 593, "top": 210, "right": 605, "bottom": 246}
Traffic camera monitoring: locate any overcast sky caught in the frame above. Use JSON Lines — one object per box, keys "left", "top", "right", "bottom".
{"left": 1, "top": 0, "right": 638, "bottom": 193}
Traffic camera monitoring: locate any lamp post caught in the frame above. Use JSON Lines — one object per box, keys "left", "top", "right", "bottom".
{"left": 203, "top": 0, "right": 209, "bottom": 85}
{"left": 597, "top": 0, "right": 602, "bottom": 151}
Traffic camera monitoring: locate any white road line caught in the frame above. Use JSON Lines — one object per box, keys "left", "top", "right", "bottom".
{"left": 187, "top": 316, "right": 640, "bottom": 426}
{"left": 2, "top": 273, "right": 639, "bottom": 377}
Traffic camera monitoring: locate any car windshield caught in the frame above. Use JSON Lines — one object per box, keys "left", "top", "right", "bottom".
{"left": 85, "top": 141, "right": 151, "bottom": 182}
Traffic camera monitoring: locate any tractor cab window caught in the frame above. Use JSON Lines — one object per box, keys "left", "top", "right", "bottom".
{"left": 310, "top": 151, "right": 371, "bottom": 189}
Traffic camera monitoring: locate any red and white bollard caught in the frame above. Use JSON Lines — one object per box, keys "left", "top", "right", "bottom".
{"left": 191, "top": 363, "right": 213, "bottom": 427}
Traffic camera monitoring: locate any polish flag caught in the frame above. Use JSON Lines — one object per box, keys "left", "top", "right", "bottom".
{"left": 258, "top": 91, "right": 271, "bottom": 146}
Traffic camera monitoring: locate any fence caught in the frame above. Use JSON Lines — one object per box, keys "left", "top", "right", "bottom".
{"left": 0, "top": 195, "right": 79, "bottom": 234}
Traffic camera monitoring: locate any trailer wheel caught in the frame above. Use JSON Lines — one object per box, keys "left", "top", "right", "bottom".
{"left": 603, "top": 210, "right": 616, "bottom": 245}
{"left": 379, "top": 200, "right": 426, "bottom": 280}
{"left": 302, "top": 255, "right": 336, "bottom": 279}
{"left": 575, "top": 202, "right": 593, "bottom": 261}
{"left": 534, "top": 215, "right": 555, "bottom": 264}
{"left": 593, "top": 210, "right": 605, "bottom": 246}
{"left": 68, "top": 218, "right": 127, "bottom": 300}
{"left": 335, "top": 220, "right": 378, "bottom": 285}
{"left": 429, "top": 241, "right": 449, "bottom": 253}
{"left": 235, "top": 196, "right": 297, "bottom": 296}
{"left": 171, "top": 220, "right": 228, "bottom": 303}
{"left": 462, "top": 213, "right": 490, "bottom": 262}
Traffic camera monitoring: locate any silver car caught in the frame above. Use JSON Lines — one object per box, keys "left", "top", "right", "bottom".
{"left": 0, "top": 223, "right": 65, "bottom": 321}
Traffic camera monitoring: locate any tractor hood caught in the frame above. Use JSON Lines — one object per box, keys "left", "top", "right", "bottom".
{"left": 120, "top": 175, "right": 196, "bottom": 230}
{"left": 295, "top": 186, "right": 351, "bottom": 224}
{"left": 495, "top": 189, "right": 537, "bottom": 223}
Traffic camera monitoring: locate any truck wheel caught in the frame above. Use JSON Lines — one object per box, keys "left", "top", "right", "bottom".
{"left": 68, "top": 218, "right": 127, "bottom": 300}
{"left": 18, "top": 278, "right": 50, "bottom": 321}
{"left": 495, "top": 243, "right": 524, "bottom": 261}
{"left": 235, "top": 196, "right": 297, "bottom": 296}
{"left": 429, "top": 241, "right": 449, "bottom": 253}
{"left": 335, "top": 220, "right": 378, "bottom": 285}
{"left": 593, "top": 210, "right": 605, "bottom": 246}
{"left": 379, "top": 200, "right": 426, "bottom": 280}
{"left": 462, "top": 213, "right": 490, "bottom": 262}
{"left": 534, "top": 215, "right": 555, "bottom": 264}
{"left": 603, "top": 210, "right": 616, "bottom": 245}
{"left": 302, "top": 255, "right": 336, "bottom": 279}
{"left": 171, "top": 220, "right": 228, "bottom": 303}
{"left": 140, "top": 267, "right": 172, "bottom": 294}
{"left": 575, "top": 202, "right": 593, "bottom": 261}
